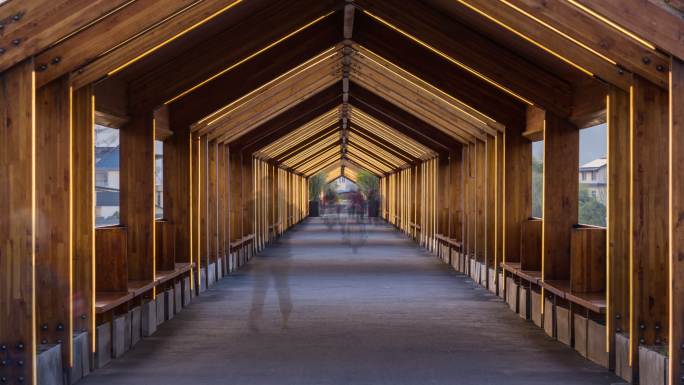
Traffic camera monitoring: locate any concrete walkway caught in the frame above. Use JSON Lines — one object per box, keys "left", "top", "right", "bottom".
{"left": 81, "top": 217, "right": 624, "bottom": 385}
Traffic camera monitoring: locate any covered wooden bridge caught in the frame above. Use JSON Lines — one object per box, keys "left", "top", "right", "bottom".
{"left": 1, "top": 0, "right": 684, "bottom": 384}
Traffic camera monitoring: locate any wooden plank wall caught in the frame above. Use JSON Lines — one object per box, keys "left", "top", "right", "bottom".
{"left": 0, "top": 58, "right": 35, "bottom": 385}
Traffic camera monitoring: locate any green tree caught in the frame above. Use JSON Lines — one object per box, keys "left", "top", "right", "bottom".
{"left": 356, "top": 170, "right": 379, "bottom": 201}
{"left": 578, "top": 185, "right": 606, "bottom": 227}
{"left": 531, "top": 157, "right": 543, "bottom": 218}
{"left": 308, "top": 172, "right": 326, "bottom": 202}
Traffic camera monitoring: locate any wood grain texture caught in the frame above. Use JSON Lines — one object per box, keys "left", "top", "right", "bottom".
{"left": 35, "top": 75, "right": 71, "bottom": 364}
{"left": 570, "top": 227, "right": 606, "bottom": 293}
{"left": 208, "top": 140, "right": 218, "bottom": 264}
{"left": 0, "top": 0, "right": 131, "bottom": 74}
{"left": 0, "top": 58, "right": 35, "bottom": 385}
{"left": 72, "top": 85, "right": 94, "bottom": 341}
{"left": 520, "top": 219, "right": 542, "bottom": 271}
{"left": 631, "top": 75, "right": 669, "bottom": 347}
{"left": 476, "top": 140, "right": 486, "bottom": 262}
{"left": 95, "top": 227, "right": 128, "bottom": 292}
{"left": 120, "top": 113, "right": 154, "bottom": 281}
{"left": 503, "top": 116, "right": 531, "bottom": 263}
{"left": 607, "top": 85, "right": 630, "bottom": 372}
{"left": 542, "top": 114, "right": 578, "bottom": 281}
{"left": 155, "top": 220, "right": 175, "bottom": 271}
{"left": 668, "top": 56, "right": 684, "bottom": 385}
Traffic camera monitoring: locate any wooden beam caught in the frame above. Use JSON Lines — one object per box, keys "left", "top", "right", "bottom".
{"left": 0, "top": 58, "right": 35, "bottom": 385}
{"left": 35, "top": 75, "right": 72, "bottom": 367}
{"left": 128, "top": 1, "right": 340, "bottom": 110}
{"left": 0, "top": 0, "right": 131, "bottom": 74}
{"left": 353, "top": 0, "right": 572, "bottom": 117}
{"left": 68, "top": 0, "right": 248, "bottom": 89}
{"left": 34, "top": 0, "right": 201, "bottom": 88}
{"left": 120, "top": 113, "right": 155, "bottom": 282}
{"left": 669, "top": 56, "right": 684, "bottom": 385}
{"left": 458, "top": 0, "right": 667, "bottom": 90}
{"left": 573, "top": 0, "right": 684, "bottom": 61}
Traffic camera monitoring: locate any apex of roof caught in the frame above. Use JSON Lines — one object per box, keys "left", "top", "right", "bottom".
{"left": 580, "top": 157, "right": 607, "bottom": 170}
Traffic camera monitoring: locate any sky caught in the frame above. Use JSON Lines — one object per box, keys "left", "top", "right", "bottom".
{"left": 531, "top": 123, "right": 606, "bottom": 166}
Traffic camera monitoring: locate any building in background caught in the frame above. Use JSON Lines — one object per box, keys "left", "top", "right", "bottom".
{"left": 579, "top": 157, "right": 607, "bottom": 204}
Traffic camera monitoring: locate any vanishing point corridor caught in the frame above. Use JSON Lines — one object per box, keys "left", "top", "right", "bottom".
{"left": 79, "top": 218, "right": 621, "bottom": 385}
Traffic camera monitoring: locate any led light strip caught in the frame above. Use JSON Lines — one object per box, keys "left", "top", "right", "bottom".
{"left": 363, "top": 10, "right": 534, "bottom": 105}
{"left": 166, "top": 13, "right": 335, "bottom": 105}
{"left": 350, "top": 108, "right": 432, "bottom": 156}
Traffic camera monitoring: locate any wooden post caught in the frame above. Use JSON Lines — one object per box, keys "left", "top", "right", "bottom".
{"left": 120, "top": 112, "right": 154, "bottom": 283}
{"left": 72, "top": 85, "right": 95, "bottom": 355}
{"left": 503, "top": 117, "right": 531, "bottom": 264}
{"left": 199, "top": 136, "right": 209, "bottom": 270}
{"left": 208, "top": 140, "right": 218, "bottom": 271}
{"left": 542, "top": 113, "right": 578, "bottom": 281}
{"left": 166, "top": 108, "right": 192, "bottom": 267}
{"left": 607, "top": 85, "right": 630, "bottom": 373}
{"left": 0, "top": 59, "right": 36, "bottom": 385}
{"left": 669, "top": 56, "right": 684, "bottom": 385}
{"left": 35, "top": 75, "right": 73, "bottom": 367}
{"left": 631, "top": 75, "right": 669, "bottom": 357}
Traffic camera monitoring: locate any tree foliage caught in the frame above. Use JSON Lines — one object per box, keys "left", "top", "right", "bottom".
{"left": 356, "top": 170, "right": 379, "bottom": 201}
{"left": 308, "top": 172, "right": 326, "bottom": 202}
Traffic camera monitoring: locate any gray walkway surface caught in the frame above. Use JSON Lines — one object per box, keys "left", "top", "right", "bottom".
{"left": 81, "top": 217, "right": 624, "bottom": 385}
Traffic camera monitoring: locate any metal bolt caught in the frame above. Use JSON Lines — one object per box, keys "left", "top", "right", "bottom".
{"left": 51, "top": 56, "right": 61, "bottom": 65}
{"left": 656, "top": 338, "right": 661, "bottom": 344}
{"left": 11, "top": 39, "right": 20, "bottom": 46}
{"left": 0, "top": 345, "right": 6, "bottom": 351}
{"left": 80, "top": 314, "right": 87, "bottom": 320}
{"left": 643, "top": 57, "right": 651, "bottom": 64}
{"left": 18, "top": 376, "right": 24, "bottom": 383}
{"left": 0, "top": 48, "right": 4, "bottom": 55}
{"left": 17, "top": 360, "right": 23, "bottom": 367}
{"left": 0, "top": 23, "right": 3, "bottom": 29}
{"left": 640, "top": 324, "right": 645, "bottom": 330}
{"left": 41, "top": 339, "right": 47, "bottom": 344}
{"left": 56, "top": 339, "right": 62, "bottom": 344}
{"left": 12, "top": 13, "right": 21, "bottom": 21}
{"left": 56, "top": 323, "right": 64, "bottom": 331}
{"left": 41, "top": 324, "right": 48, "bottom": 331}
{"left": 0, "top": 377, "right": 6, "bottom": 383}
{"left": 657, "top": 65, "right": 666, "bottom": 72}
{"left": 640, "top": 338, "right": 645, "bottom": 344}
{"left": 0, "top": 360, "right": 6, "bottom": 366}
{"left": 616, "top": 327, "right": 622, "bottom": 333}
{"left": 16, "top": 343, "right": 23, "bottom": 350}
{"left": 618, "top": 68, "right": 625, "bottom": 75}
{"left": 655, "top": 324, "right": 661, "bottom": 331}
{"left": 615, "top": 313, "right": 621, "bottom": 320}
{"left": 37, "top": 64, "right": 47, "bottom": 72}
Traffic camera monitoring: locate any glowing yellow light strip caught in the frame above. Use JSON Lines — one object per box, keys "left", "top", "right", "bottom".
{"left": 348, "top": 132, "right": 407, "bottom": 166}
{"left": 51, "top": 1, "right": 137, "bottom": 47}
{"left": 295, "top": 151, "right": 341, "bottom": 173}
{"left": 189, "top": 133, "right": 194, "bottom": 290}
{"left": 346, "top": 154, "right": 385, "bottom": 176}
{"left": 260, "top": 109, "right": 339, "bottom": 154}
{"left": 31, "top": 70, "right": 37, "bottom": 385}
{"left": 566, "top": 0, "right": 656, "bottom": 50}
{"left": 499, "top": 0, "right": 616, "bottom": 65}
{"left": 152, "top": 118, "right": 157, "bottom": 299}
{"left": 68, "top": 86, "right": 74, "bottom": 367}
{"left": 606, "top": 93, "right": 611, "bottom": 351}
{"left": 347, "top": 149, "right": 392, "bottom": 173}
{"left": 91, "top": 94, "right": 96, "bottom": 353}
{"left": 108, "top": 0, "right": 243, "bottom": 75}
{"left": 281, "top": 133, "right": 341, "bottom": 166}
{"left": 455, "top": 0, "right": 593, "bottom": 76}
{"left": 348, "top": 127, "right": 415, "bottom": 161}
{"left": 351, "top": 108, "right": 432, "bottom": 155}
{"left": 628, "top": 85, "right": 634, "bottom": 366}
{"left": 540, "top": 119, "right": 546, "bottom": 316}
{"left": 166, "top": 12, "right": 335, "bottom": 105}
{"left": 363, "top": 10, "right": 534, "bottom": 105}
{"left": 357, "top": 46, "right": 497, "bottom": 126}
